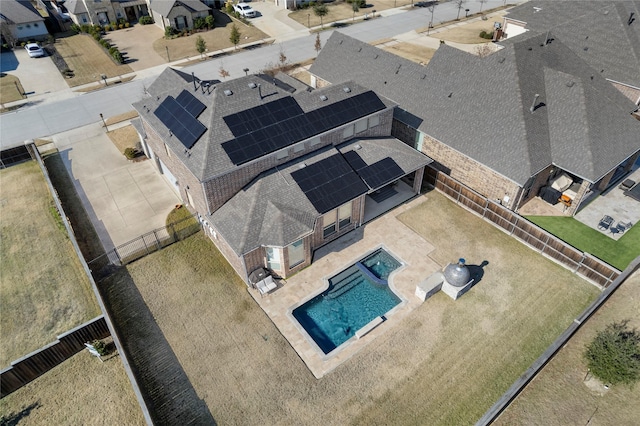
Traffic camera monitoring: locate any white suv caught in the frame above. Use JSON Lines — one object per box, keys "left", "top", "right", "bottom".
{"left": 234, "top": 3, "right": 256, "bottom": 18}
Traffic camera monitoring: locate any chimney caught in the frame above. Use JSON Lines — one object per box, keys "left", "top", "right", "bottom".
{"left": 529, "top": 94, "right": 540, "bottom": 113}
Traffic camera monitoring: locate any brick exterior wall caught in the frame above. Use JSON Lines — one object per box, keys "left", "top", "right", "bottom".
{"left": 609, "top": 81, "right": 640, "bottom": 105}
{"left": 141, "top": 120, "right": 209, "bottom": 215}
{"left": 204, "top": 223, "right": 247, "bottom": 281}
{"left": 517, "top": 165, "right": 554, "bottom": 209}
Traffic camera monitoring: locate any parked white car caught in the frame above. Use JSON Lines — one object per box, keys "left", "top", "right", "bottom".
{"left": 234, "top": 3, "right": 256, "bottom": 18}
{"left": 25, "top": 43, "right": 45, "bottom": 58}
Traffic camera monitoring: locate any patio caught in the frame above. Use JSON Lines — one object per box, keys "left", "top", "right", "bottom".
{"left": 250, "top": 195, "right": 442, "bottom": 378}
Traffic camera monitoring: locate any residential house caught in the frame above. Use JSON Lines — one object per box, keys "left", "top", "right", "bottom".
{"left": 0, "top": 0, "right": 49, "bottom": 44}
{"left": 501, "top": 0, "right": 640, "bottom": 105}
{"left": 309, "top": 31, "right": 640, "bottom": 216}
{"left": 131, "top": 68, "right": 430, "bottom": 283}
{"left": 150, "top": 0, "right": 210, "bottom": 31}
{"left": 60, "top": 0, "right": 150, "bottom": 26}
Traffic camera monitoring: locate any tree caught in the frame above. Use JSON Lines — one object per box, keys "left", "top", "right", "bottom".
{"left": 229, "top": 24, "right": 241, "bottom": 49}
{"left": 205, "top": 15, "right": 214, "bottom": 30}
{"left": 278, "top": 46, "right": 288, "bottom": 68}
{"left": 195, "top": 35, "right": 206, "bottom": 59}
{"left": 474, "top": 43, "right": 492, "bottom": 58}
{"left": 455, "top": 0, "right": 465, "bottom": 20}
{"left": 314, "top": 33, "right": 322, "bottom": 56}
{"left": 352, "top": 1, "right": 359, "bottom": 21}
{"left": 479, "top": 0, "right": 487, "bottom": 13}
{"left": 584, "top": 320, "right": 640, "bottom": 386}
{"left": 427, "top": 4, "right": 436, "bottom": 35}
{"left": 313, "top": 3, "right": 329, "bottom": 29}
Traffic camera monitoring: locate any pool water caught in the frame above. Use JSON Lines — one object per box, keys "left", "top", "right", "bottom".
{"left": 292, "top": 249, "right": 402, "bottom": 354}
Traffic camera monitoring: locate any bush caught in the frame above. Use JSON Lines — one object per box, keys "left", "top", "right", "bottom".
{"left": 70, "top": 23, "right": 81, "bottom": 33}
{"left": 80, "top": 24, "right": 91, "bottom": 33}
{"left": 104, "top": 25, "right": 111, "bottom": 31}
{"left": 225, "top": 0, "right": 235, "bottom": 14}
{"left": 205, "top": 15, "right": 214, "bottom": 29}
{"left": 164, "top": 26, "right": 177, "bottom": 38}
{"left": 479, "top": 30, "right": 486, "bottom": 38}
{"left": 91, "top": 340, "right": 108, "bottom": 356}
{"left": 92, "top": 32, "right": 101, "bottom": 41}
{"left": 124, "top": 148, "right": 137, "bottom": 159}
{"left": 112, "top": 50, "right": 124, "bottom": 63}
{"left": 584, "top": 320, "right": 640, "bottom": 386}
{"left": 109, "top": 46, "right": 117, "bottom": 55}
{"left": 194, "top": 17, "right": 206, "bottom": 30}
{"left": 479, "top": 30, "right": 494, "bottom": 39}
{"left": 125, "top": 22, "right": 130, "bottom": 28}
{"left": 139, "top": 16, "right": 154, "bottom": 25}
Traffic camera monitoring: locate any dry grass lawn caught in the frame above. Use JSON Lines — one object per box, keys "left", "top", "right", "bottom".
{"left": 0, "top": 161, "right": 100, "bottom": 368}
{"left": 107, "top": 124, "right": 140, "bottom": 155}
{"left": 0, "top": 351, "right": 144, "bottom": 425}
{"left": 381, "top": 42, "right": 436, "bottom": 64}
{"left": 290, "top": 0, "right": 414, "bottom": 27}
{"left": 0, "top": 73, "right": 25, "bottom": 104}
{"left": 54, "top": 34, "right": 133, "bottom": 87}
{"left": 107, "top": 191, "right": 599, "bottom": 424}
{"left": 104, "top": 110, "right": 139, "bottom": 126}
{"left": 434, "top": 10, "right": 507, "bottom": 44}
{"left": 495, "top": 271, "right": 640, "bottom": 425}
{"left": 153, "top": 11, "right": 269, "bottom": 61}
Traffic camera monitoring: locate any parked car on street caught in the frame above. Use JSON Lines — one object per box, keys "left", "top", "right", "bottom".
{"left": 25, "top": 43, "right": 45, "bottom": 58}
{"left": 234, "top": 3, "right": 256, "bottom": 18}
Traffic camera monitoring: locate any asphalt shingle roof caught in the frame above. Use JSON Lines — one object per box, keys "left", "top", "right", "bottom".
{"left": 310, "top": 32, "right": 640, "bottom": 185}
{"left": 150, "top": 0, "right": 210, "bottom": 17}
{"left": 0, "top": 0, "right": 45, "bottom": 24}
{"left": 505, "top": 0, "right": 640, "bottom": 88}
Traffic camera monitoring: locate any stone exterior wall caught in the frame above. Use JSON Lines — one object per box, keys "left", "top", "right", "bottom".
{"left": 203, "top": 108, "right": 393, "bottom": 214}
{"left": 141, "top": 119, "right": 208, "bottom": 215}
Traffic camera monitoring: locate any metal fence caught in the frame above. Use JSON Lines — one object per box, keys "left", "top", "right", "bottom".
{"left": 1, "top": 316, "right": 110, "bottom": 398}
{"left": 425, "top": 168, "right": 620, "bottom": 288}
{"left": 88, "top": 214, "right": 202, "bottom": 273}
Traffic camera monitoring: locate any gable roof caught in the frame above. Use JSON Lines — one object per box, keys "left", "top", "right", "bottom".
{"left": 210, "top": 138, "right": 431, "bottom": 255}
{"left": 0, "top": 0, "right": 45, "bottom": 24}
{"left": 505, "top": 0, "right": 640, "bottom": 88}
{"left": 150, "top": 0, "right": 210, "bottom": 17}
{"left": 62, "top": 0, "right": 87, "bottom": 14}
{"left": 134, "top": 68, "right": 394, "bottom": 182}
{"left": 310, "top": 32, "right": 640, "bottom": 185}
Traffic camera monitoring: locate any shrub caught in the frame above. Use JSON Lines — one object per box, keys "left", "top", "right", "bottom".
{"left": 225, "top": 0, "right": 235, "bottom": 14}
{"left": 92, "top": 33, "right": 101, "bottom": 41}
{"left": 104, "top": 25, "right": 111, "bottom": 31}
{"left": 112, "top": 50, "right": 124, "bottom": 63}
{"left": 125, "top": 22, "right": 130, "bottom": 28}
{"left": 91, "top": 340, "right": 108, "bottom": 356}
{"left": 80, "top": 24, "right": 91, "bottom": 33}
{"left": 205, "top": 15, "right": 214, "bottom": 29}
{"left": 111, "top": 21, "right": 118, "bottom": 29}
{"left": 164, "top": 26, "right": 177, "bottom": 38}
{"left": 479, "top": 30, "right": 487, "bottom": 38}
{"left": 118, "top": 24, "right": 124, "bottom": 29}
{"left": 70, "top": 23, "right": 81, "bottom": 33}
{"left": 109, "top": 46, "right": 117, "bottom": 55}
{"left": 139, "top": 16, "right": 154, "bottom": 25}
{"left": 194, "top": 17, "right": 206, "bottom": 30}
{"left": 124, "top": 148, "right": 137, "bottom": 159}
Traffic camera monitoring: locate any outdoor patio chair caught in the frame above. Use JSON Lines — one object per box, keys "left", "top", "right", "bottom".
{"left": 597, "top": 215, "right": 614, "bottom": 231}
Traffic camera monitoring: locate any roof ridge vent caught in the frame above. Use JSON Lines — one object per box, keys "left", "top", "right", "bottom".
{"left": 343, "top": 87, "right": 351, "bottom": 93}
{"left": 248, "top": 82, "right": 257, "bottom": 89}
{"left": 224, "top": 89, "right": 233, "bottom": 96}
{"left": 320, "top": 95, "right": 328, "bottom": 101}
{"left": 566, "top": 81, "right": 575, "bottom": 88}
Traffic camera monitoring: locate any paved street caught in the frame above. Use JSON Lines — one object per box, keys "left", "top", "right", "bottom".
{"left": 0, "top": 0, "right": 522, "bottom": 149}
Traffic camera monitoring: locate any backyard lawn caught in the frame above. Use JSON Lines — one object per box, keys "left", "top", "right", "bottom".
{"left": 0, "top": 350, "right": 144, "bottom": 425}
{"left": 495, "top": 271, "right": 640, "bottom": 425}
{"left": 526, "top": 216, "right": 640, "bottom": 271}
{"left": 0, "top": 161, "right": 100, "bottom": 368}
{"left": 53, "top": 33, "right": 133, "bottom": 87}
{"left": 101, "top": 191, "right": 600, "bottom": 424}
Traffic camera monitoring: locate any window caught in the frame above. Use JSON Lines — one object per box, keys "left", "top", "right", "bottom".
{"left": 276, "top": 150, "right": 288, "bottom": 160}
{"left": 266, "top": 247, "right": 281, "bottom": 271}
{"left": 343, "top": 125, "right": 354, "bottom": 139}
{"left": 186, "top": 188, "right": 194, "bottom": 207}
{"left": 164, "top": 143, "right": 171, "bottom": 157}
{"left": 34, "top": 23, "right": 39, "bottom": 27}
{"left": 309, "top": 137, "right": 321, "bottom": 146}
{"left": 288, "top": 239, "right": 304, "bottom": 268}
{"left": 322, "top": 208, "right": 337, "bottom": 238}
{"left": 355, "top": 119, "right": 367, "bottom": 133}
{"left": 415, "top": 131, "right": 424, "bottom": 151}
{"left": 369, "top": 115, "right": 380, "bottom": 128}
{"left": 338, "top": 202, "right": 352, "bottom": 229}
{"left": 82, "top": 16, "right": 88, "bottom": 23}
{"left": 293, "top": 143, "right": 305, "bottom": 153}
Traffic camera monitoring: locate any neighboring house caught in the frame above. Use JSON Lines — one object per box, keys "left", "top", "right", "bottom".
{"left": 60, "top": 0, "right": 150, "bottom": 26}
{"left": 149, "top": 0, "right": 210, "bottom": 31}
{"left": 502, "top": 0, "right": 640, "bottom": 104}
{"left": 309, "top": 32, "right": 640, "bottom": 216}
{"left": 0, "top": 0, "right": 49, "bottom": 44}
{"left": 131, "top": 68, "right": 430, "bottom": 283}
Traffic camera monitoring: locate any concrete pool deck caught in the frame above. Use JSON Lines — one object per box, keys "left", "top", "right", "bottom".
{"left": 250, "top": 195, "right": 442, "bottom": 378}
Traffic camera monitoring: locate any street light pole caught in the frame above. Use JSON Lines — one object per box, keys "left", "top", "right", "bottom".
{"left": 100, "top": 113, "right": 108, "bottom": 132}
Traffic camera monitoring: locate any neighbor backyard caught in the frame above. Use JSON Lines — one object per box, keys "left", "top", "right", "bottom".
{"left": 99, "top": 190, "right": 600, "bottom": 424}
{"left": 0, "top": 161, "right": 100, "bottom": 368}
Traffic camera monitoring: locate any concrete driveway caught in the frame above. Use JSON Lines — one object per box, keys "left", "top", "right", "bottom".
{"left": 104, "top": 24, "right": 167, "bottom": 72}
{"left": 2, "top": 48, "right": 70, "bottom": 100}
{"left": 249, "top": 2, "right": 309, "bottom": 42}
{"left": 50, "top": 121, "right": 180, "bottom": 251}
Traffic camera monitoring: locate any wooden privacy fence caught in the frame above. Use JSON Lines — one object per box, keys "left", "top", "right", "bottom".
{"left": 425, "top": 169, "right": 620, "bottom": 287}
{"left": 1, "top": 316, "right": 110, "bottom": 398}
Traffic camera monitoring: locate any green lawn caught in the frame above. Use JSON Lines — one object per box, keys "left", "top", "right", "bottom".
{"left": 0, "top": 161, "right": 100, "bottom": 367}
{"left": 526, "top": 216, "right": 640, "bottom": 271}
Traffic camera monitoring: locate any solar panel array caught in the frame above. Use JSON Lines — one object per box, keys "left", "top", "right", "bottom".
{"left": 291, "top": 154, "right": 368, "bottom": 214}
{"left": 154, "top": 96, "right": 207, "bottom": 149}
{"left": 222, "top": 91, "right": 386, "bottom": 165}
{"left": 176, "top": 90, "right": 206, "bottom": 118}
{"left": 343, "top": 151, "right": 405, "bottom": 189}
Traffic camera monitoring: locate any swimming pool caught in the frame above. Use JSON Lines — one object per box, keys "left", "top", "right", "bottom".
{"left": 292, "top": 248, "right": 403, "bottom": 355}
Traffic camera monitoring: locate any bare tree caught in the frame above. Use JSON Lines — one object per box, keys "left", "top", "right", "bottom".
{"left": 474, "top": 43, "right": 493, "bottom": 58}
{"left": 427, "top": 4, "right": 436, "bottom": 35}
{"left": 455, "top": 0, "right": 465, "bottom": 20}
{"left": 278, "top": 46, "right": 288, "bottom": 68}
{"left": 314, "top": 33, "right": 322, "bottom": 56}
{"left": 219, "top": 62, "right": 230, "bottom": 80}
{"left": 479, "top": 0, "right": 487, "bottom": 13}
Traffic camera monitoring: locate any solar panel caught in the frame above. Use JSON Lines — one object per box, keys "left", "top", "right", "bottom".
{"left": 154, "top": 97, "right": 207, "bottom": 149}
{"left": 176, "top": 90, "right": 206, "bottom": 118}
{"left": 222, "top": 91, "right": 386, "bottom": 165}
{"left": 358, "top": 157, "right": 405, "bottom": 189}
{"left": 291, "top": 154, "right": 368, "bottom": 213}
